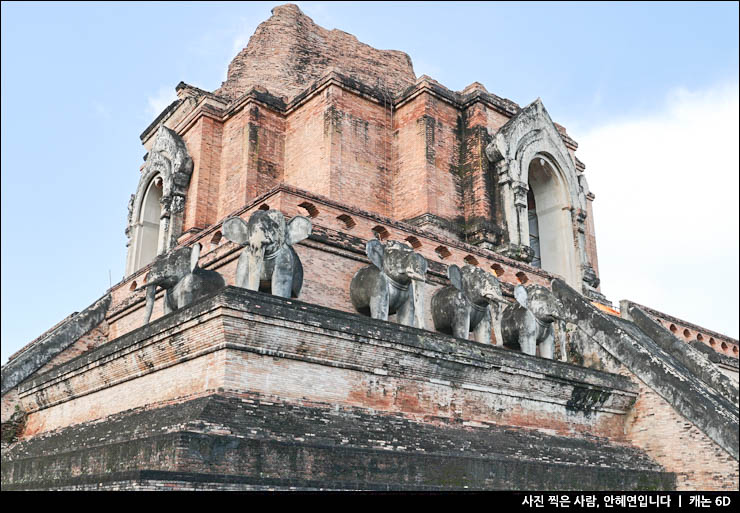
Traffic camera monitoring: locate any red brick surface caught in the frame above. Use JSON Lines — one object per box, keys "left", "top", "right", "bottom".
{"left": 626, "top": 378, "right": 739, "bottom": 490}
{"left": 215, "top": 4, "right": 415, "bottom": 101}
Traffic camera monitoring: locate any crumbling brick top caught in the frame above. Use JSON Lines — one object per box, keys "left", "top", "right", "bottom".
{"left": 215, "top": 3, "right": 416, "bottom": 102}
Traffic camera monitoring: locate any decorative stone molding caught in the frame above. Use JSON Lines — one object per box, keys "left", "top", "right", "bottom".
{"left": 485, "top": 99, "right": 597, "bottom": 291}
{"left": 498, "top": 243, "right": 535, "bottom": 264}
{"left": 125, "top": 126, "right": 194, "bottom": 276}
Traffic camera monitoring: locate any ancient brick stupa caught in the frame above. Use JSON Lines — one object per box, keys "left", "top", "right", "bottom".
{"left": 2, "top": 4, "right": 737, "bottom": 490}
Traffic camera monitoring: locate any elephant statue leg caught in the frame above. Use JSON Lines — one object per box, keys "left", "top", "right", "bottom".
{"left": 369, "top": 285, "right": 389, "bottom": 321}
{"left": 234, "top": 250, "right": 251, "bottom": 290}
{"left": 163, "top": 289, "right": 176, "bottom": 316}
{"left": 472, "top": 307, "right": 491, "bottom": 344}
{"left": 291, "top": 248, "right": 305, "bottom": 298}
{"left": 451, "top": 308, "right": 471, "bottom": 339}
{"left": 557, "top": 320, "right": 567, "bottom": 361}
{"left": 519, "top": 313, "right": 538, "bottom": 356}
{"left": 539, "top": 327, "right": 555, "bottom": 359}
{"left": 172, "top": 274, "right": 197, "bottom": 311}
{"left": 491, "top": 303, "right": 504, "bottom": 347}
{"left": 397, "top": 280, "right": 425, "bottom": 329}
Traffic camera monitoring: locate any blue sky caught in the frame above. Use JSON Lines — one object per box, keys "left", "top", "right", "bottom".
{"left": 2, "top": 1, "right": 738, "bottom": 363}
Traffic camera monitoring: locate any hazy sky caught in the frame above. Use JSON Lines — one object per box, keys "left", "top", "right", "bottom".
{"left": 2, "top": 1, "right": 738, "bottom": 363}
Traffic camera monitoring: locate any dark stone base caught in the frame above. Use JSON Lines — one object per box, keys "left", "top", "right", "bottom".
{"left": 2, "top": 393, "right": 675, "bottom": 491}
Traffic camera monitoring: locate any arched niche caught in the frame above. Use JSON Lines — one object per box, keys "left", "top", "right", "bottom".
{"left": 135, "top": 176, "right": 164, "bottom": 270}
{"left": 527, "top": 155, "right": 579, "bottom": 286}
{"left": 485, "top": 98, "right": 595, "bottom": 292}
{"left": 125, "top": 126, "right": 193, "bottom": 276}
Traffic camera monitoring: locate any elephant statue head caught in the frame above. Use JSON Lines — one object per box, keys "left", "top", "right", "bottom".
{"left": 450, "top": 265, "right": 504, "bottom": 306}
{"left": 141, "top": 243, "right": 226, "bottom": 324}
{"left": 222, "top": 209, "right": 312, "bottom": 298}
{"left": 500, "top": 284, "right": 565, "bottom": 359}
{"left": 432, "top": 264, "right": 506, "bottom": 343}
{"left": 350, "top": 239, "right": 428, "bottom": 329}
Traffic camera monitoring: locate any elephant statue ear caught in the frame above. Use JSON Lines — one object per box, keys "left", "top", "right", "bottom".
{"left": 447, "top": 264, "right": 462, "bottom": 290}
{"left": 190, "top": 243, "right": 202, "bottom": 272}
{"left": 222, "top": 217, "right": 249, "bottom": 245}
{"left": 514, "top": 285, "right": 528, "bottom": 308}
{"left": 366, "top": 239, "right": 384, "bottom": 270}
{"left": 286, "top": 216, "right": 312, "bottom": 246}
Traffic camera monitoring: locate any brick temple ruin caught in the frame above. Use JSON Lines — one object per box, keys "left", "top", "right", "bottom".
{"left": 2, "top": 4, "right": 738, "bottom": 491}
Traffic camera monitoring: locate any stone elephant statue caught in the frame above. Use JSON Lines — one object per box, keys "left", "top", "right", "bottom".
{"left": 222, "top": 209, "right": 312, "bottom": 298}
{"left": 350, "top": 239, "right": 427, "bottom": 329}
{"left": 431, "top": 264, "right": 506, "bottom": 344}
{"left": 500, "top": 284, "right": 565, "bottom": 359}
{"left": 141, "top": 243, "right": 226, "bottom": 323}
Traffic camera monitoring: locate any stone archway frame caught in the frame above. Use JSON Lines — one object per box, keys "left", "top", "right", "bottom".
{"left": 485, "top": 98, "right": 593, "bottom": 291}
{"left": 125, "top": 125, "right": 194, "bottom": 276}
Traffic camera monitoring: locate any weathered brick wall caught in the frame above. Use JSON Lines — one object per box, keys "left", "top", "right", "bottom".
{"left": 2, "top": 393, "right": 675, "bottom": 491}
{"left": 1, "top": 389, "right": 19, "bottom": 424}
{"left": 246, "top": 105, "right": 286, "bottom": 202}
{"left": 284, "top": 92, "right": 331, "bottom": 197}
{"left": 326, "top": 86, "right": 392, "bottom": 216}
{"left": 625, "top": 379, "right": 739, "bottom": 490}
{"left": 217, "top": 105, "right": 248, "bottom": 218}
{"left": 393, "top": 92, "right": 431, "bottom": 220}
{"left": 393, "top": 90, "right": 462, "bottom": 224}
{"left": 215, "top": 4, "right": 415, "bottom": 102}
{"left": 182, "top": 114, "right": 224, "bottom": 231}
{"left": 565, "top": 323, "right": 738, "bottom": 492}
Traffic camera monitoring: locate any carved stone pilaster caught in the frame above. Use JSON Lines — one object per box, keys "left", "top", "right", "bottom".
{"left": 513, "top": 180, "right": 529, "bottom": 208}
{"left": 494, "top": 159, "right": 511, "bottom": 184}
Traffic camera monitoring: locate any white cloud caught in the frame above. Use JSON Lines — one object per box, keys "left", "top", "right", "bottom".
{"left": 92, "top": 100, "right": 111, "bottom": 120}
{"left": 146, "top": 85, "right": 177, "bottom": 118}
{"left": 574, "top": 81, "right": 739, "bottom": 338}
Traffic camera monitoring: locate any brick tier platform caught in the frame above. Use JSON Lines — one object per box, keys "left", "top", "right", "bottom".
{"left": 3, "top": 287, "right": 674, "bottom": 490}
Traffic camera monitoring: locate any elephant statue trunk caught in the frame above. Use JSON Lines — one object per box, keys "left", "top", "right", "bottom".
{"left": 244, "top": 242, "right": 266, "bottom": 292}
